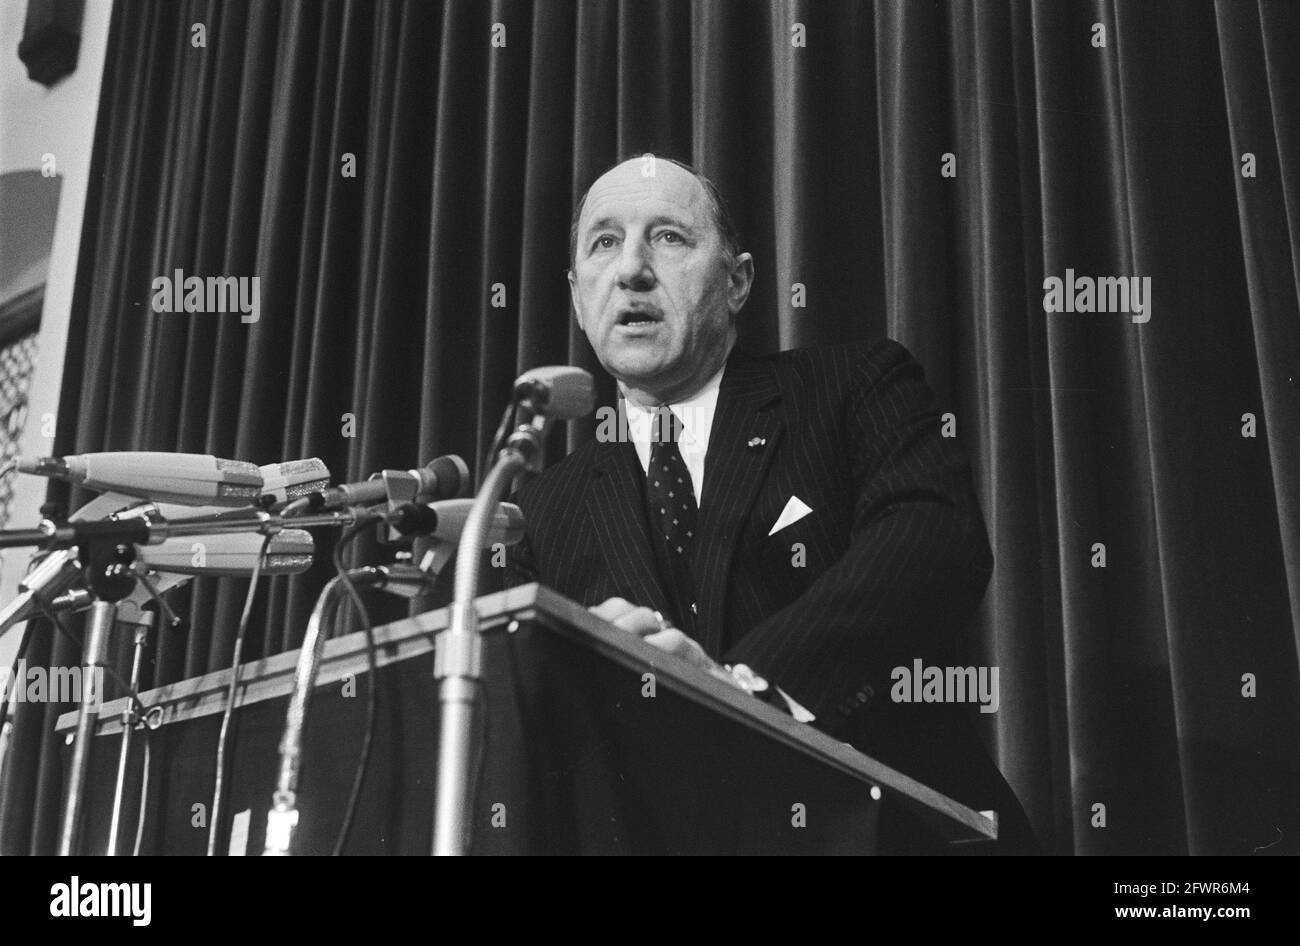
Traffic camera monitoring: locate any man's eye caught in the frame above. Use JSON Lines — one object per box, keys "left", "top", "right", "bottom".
{"left": 658, "top": 231, "right": 684, "bottom": 244}
{"left": 593, "top": 235, "right": 617, "bottom": 250}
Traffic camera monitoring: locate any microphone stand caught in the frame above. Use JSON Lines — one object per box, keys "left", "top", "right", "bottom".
{"left": 0, "top": 504, "right": 421, "bottom": 853}
{"left": 0, "top": 509, "right": 370, "bottom": 855}
{"left": 57, "top": 539, "right": 136, "bottom": 856}
{"left": 0, "top": 508, "right": 376, "bottom": 551}
{"left": 106, "top": 610, "right": 153, "bottom": 856}
{"left": 431, "top": 413, "right": 547, "bottom": 856}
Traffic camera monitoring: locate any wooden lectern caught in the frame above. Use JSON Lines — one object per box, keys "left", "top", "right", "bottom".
{"left": 56, "top": 584, "right": 997, "bottom": 854}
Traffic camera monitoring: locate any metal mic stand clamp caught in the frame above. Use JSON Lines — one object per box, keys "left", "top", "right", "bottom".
{"left": 57, "top": 538, "right": 136, "bottom": 856}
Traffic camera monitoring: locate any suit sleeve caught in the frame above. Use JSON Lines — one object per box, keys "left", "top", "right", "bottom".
{"left": 721, "top": 341, "right": 994, "bottom": 732}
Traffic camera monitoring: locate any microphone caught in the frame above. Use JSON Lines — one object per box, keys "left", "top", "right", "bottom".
{"left": 38, "top": 530, "right": 311, "bottom": 625}
{"left": 258, "top": 458, "right": 331, "bottom": 506}
{"left": 282, "top": 455, "right": 470, "bottom": 516}
{"left": 386, "top": 498, "right": 525, "bottom": 545}
{"left": 502, "top": 366, "right": 595, "bottom": 475}
{"left": 0, "top": 550, "right": 83, "bottom": 633}
{"left": 514, "top": 366, "right": 595, "bottom": 419}
{"left": 0, "top": 516, "right": 315, "bottom": 633}
{"left": 16, "top": 452, "right": 263, "bottom": 506}
{"left": 105, "top": 457, "right": 333, "bottom": 520}
{"left": 341, "top": 564, "right": 434, "bottom": 600}
{"left": 0, "top": 530, "right": 315, "bottom": 633}
{"left": 136, "top": 530, "right": 315, "bottom": 576}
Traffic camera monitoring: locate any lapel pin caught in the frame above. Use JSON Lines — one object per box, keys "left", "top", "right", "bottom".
{"left": 747, "top": 436, "right": 766, "bottom": 448}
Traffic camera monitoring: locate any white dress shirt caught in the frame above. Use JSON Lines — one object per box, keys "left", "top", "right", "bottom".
{"left": 622, "top": 364, "right": 725, "bottom": 506}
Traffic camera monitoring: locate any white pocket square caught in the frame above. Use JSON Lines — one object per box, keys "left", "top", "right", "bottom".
{"left": 768, "top": 496, "right": 813, "bottom": 536}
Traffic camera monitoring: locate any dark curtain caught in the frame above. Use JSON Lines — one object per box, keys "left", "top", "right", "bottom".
{"left": 2, "top": 0, "right": 1297, "bottom": 855}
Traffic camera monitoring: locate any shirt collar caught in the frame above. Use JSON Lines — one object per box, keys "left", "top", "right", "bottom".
{"left": 622, "top": 363, "right": 726, "bottom": 451}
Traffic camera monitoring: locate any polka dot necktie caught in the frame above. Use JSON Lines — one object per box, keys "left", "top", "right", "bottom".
{"left": 647, "top": 405, "right": 698, "bottom": 559}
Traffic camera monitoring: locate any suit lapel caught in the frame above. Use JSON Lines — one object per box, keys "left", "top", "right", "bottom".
{"left": 588, "top": 428, "right": 675, "bottom": 617}
{"left": 692, "top": 348, "right": 784, "bottom": 655}
{"left": 585, "top": 348, "right": 784, "bottom": 653}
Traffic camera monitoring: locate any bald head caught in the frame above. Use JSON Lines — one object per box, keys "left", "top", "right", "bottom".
{"left": 568, "top": 156, "right": 742, "bottom": 272}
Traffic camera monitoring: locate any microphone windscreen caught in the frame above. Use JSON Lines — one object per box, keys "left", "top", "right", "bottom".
{"left": 424, "top": 455, "right": 470, "bottom": 499}
{"left": 515, "top": 366, "right": 595, "bottom": 420}
{"left": 259, "top": 458, "right": 331, "bottom": 503}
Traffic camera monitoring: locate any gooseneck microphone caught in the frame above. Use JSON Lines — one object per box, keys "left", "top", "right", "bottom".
{"left": 432, "top": 365, "right": 594, "bottom": 856}
{"left": 281, "top": 455, "right": 470, "bottom": 516}
{"left": 514, "top": 366, "right": 597, "bottom": 420}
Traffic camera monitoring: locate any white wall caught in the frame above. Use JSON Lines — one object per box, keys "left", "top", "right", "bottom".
{"left": 0, "top": 0, "right": 115, "bottom": 668}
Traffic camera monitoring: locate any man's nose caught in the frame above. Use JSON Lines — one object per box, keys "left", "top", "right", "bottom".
{"left": 615, "top": 238, "right": 655, "bottom": 291}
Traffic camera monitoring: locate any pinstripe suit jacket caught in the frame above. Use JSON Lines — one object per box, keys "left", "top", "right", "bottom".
{"left": 506, "top": 339, "right": 1036, "bottom": 850}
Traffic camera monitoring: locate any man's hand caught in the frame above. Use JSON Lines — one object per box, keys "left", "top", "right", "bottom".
{"left": 588, "top": 597, "right": 734, "bottom": 683}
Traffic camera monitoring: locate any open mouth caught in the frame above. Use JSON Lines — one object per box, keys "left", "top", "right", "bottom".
{"left": 616, "top": 307, "right": 663, "bottom": 328}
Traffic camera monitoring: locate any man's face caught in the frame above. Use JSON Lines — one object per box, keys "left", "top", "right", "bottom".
{"left": 569, "top": 158, "right": 753, "bottom": 406}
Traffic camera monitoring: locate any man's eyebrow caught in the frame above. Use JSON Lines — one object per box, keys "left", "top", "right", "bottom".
{"left": 646, "top": 214, "right": 697, "bottom": 232}
{"left": 580, "top": 214, "right": 699, "bottom": 235}
{"left": 582, "top": 216, "right": 621, "bottom": 235}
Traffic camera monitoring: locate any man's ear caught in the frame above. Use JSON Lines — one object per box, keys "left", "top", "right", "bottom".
{"left": 727, "top": 252, "right": 755, "bottom": 314}
{"left": 567, "top": 268, "right": 583, "bottom": 329}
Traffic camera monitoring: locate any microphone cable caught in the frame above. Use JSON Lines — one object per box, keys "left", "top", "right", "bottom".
{"left": 207, "top": 533, "right": 273, "bottom": 856}
{"left": 481, "top": 399, "right": 517, "bottom": 492}
{"left": 330, "top": 519, "right": 377, "bottom": 855}
{"left": 132, "top": 721, "right": 153, "bottom": 856}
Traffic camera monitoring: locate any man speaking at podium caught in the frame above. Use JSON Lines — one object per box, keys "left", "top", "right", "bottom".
{"left": 506, "top": 154, "right": 1036, "bottom": 854}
